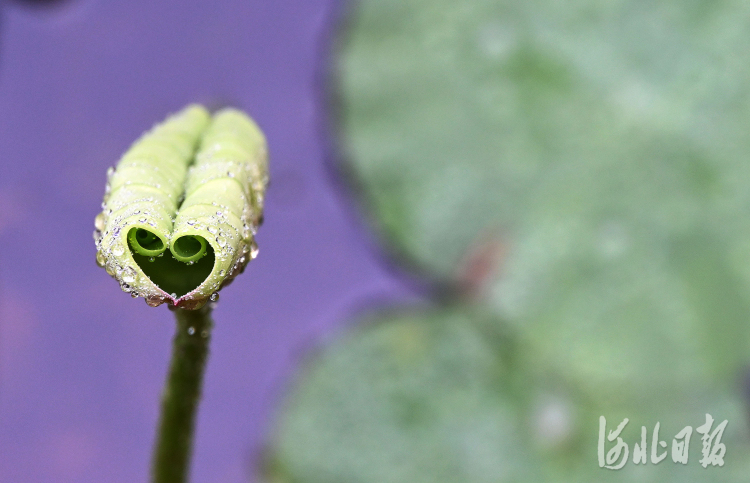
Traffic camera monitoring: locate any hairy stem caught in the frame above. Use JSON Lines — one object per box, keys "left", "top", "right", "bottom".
{"left": 152, "top": 305, "right": 213, "bottom": 483}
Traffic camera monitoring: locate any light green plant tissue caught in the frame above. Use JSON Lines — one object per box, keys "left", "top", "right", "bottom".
{"left": 93, "top": 104, "right": 268, "bottom": 309}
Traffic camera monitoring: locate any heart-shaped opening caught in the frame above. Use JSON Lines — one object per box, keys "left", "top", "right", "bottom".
{"left": 127, "top": 227, "right": 214, "bottom": 298}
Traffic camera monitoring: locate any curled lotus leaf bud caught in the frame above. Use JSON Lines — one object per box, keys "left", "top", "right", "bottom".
{"left": 94, "top": 104, "right": 268, "bottom": 310}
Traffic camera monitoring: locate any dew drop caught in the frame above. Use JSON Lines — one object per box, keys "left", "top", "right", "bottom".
{"left": 208, "top": 226, "right": 217, "bottom": 234}
{"left": 218, "top": 269, "right": 225, "bottom": 276}
{"left": 94, "top": 212, "right": 106, "bottom": 231}
{"left": 105, "top": 262, "right": 118, "bottom": 276}
{"left": 187, "top": 327, "right": 195, "bottom": 335}
{"left": 170, "top": 293, "right": 177, "bottom": 299}
{"left": 96, "top": 251, "right": 106, "bottom": 267}
{"left": 216, "top": 236, "right": 227, "bottom": 248}
{"left": 145, "top": 296, "right": 164, "bottom": 307}
{"left": 249, "top": 240, "right": 259, "bottom": 260}
{"left": 112, "top": 244, "right": 125, "bottom": 257}
{"left": 149, "top": 257, "right": 155, "bottom": 262}
{"left": 210, "top": 292, "right": 219, "bottom": 302}
{"left": 201, "top": 330, "right": 209, "bottom": 338}
{"left": 122, "top": 267, "right": 136, "bottom": 284}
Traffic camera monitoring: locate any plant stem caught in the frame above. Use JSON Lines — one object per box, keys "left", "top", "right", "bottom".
{"left": 152, "top": 305, "right": 214, "bottom": 483}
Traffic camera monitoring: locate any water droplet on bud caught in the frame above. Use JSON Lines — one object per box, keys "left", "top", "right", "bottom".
{"left": 146, "top": 296, "right": 164, "bottom": 307}
{"left": 105, "top": 261, "right": 118, "bottom": 276}
{"left": 94, "top": 212, "right": 106, "bottom": 231}
{"left": 122, "top": 267, "right": 136, "bottom": 284}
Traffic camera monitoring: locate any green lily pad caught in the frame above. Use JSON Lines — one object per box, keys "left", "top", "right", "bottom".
{"left": 336, "top": 0, "right": 750, "bottom": 280}
{"left": 334, "top": 0, "right": 750, "bottom": 404}
{"left": 266, "top": 308, "right": 538, "bottom": 483}
{"left": 267, "top": 308, "right": 750, "bottom": 482}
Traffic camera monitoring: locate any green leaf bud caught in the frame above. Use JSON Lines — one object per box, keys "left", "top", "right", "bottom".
{"left": 94, "top": 104, "right": 269, "bottom": 309}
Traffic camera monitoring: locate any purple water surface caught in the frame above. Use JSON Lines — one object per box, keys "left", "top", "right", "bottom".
{"left": 0, "top": 1, "right": 416, "bottom": 481}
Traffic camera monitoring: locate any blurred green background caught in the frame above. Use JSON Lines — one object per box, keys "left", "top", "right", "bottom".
{"left": 265, "top": 0, "right": 750, "bottom": 481}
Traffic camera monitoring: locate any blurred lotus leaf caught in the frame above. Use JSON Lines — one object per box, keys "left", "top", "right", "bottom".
{"left": 267, "top": 309, "right": 539, "bottom": 483}
{"left": 268, "top": 0, "right": 750, "bottom": 481}
{"left": 333, "top": 0, "right": 750, "bottom": 400}
{"left": 267, "top": 309, "right": 750, "bottom": 482}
